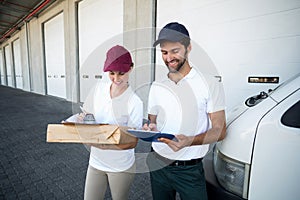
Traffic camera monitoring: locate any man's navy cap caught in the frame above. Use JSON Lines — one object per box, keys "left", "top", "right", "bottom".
{"left": 153, "top": 22, "right": 190, "bottom": 47}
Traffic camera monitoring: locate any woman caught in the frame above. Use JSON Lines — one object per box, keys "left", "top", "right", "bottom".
{"left": 83, "top": 45, "right": 143, "bottom": 200}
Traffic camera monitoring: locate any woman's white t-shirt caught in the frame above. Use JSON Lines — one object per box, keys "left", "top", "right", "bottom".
{"left": 83, "top": 81, "right": 143, "bottom": 172}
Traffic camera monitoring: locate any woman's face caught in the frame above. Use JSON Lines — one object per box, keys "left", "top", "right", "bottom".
{"left": 108, "top": 70, "right": 130, "bottom": 87}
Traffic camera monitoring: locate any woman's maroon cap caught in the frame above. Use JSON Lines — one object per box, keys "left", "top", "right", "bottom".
{"left": 103, "top": 45, "right": 132, "bottom": 72}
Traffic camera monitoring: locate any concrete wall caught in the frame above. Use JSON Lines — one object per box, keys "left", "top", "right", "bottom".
{"left": 2, "top": 0, "right": 298, "bottom": 110}
{"left": 124, "top": 0, "right": 156, "bottom": 115}
{"left": 0, "top": 0, "right": 155, "bottom": 103}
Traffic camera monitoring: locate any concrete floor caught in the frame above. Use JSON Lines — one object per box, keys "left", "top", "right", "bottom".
{"left": 0, "top": 85, "right": 153, "bottom": 200}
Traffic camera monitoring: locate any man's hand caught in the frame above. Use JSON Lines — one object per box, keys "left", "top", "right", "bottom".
{"left": 142, "top": 123, "right": 158, "bottom": 132}
{"left": 160, "top": 110, "right": 227, "bottom": 151}
{"left": 158, "top": 134, "right": 194, "bottom": 152}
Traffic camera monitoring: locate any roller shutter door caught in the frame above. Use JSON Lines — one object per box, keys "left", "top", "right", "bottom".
{"left": 0, "top": 50, "right": 5, "bottom": 85}
{"left": 78, "top": 0, "right": 123, "bottom": 102}
{"left": 4, "top": 45, "right": 13, "bottom": 87}
{"left": 13, "top": 39, "right": 23, "bottom": 89}
{"left": 44, "top": 12, "right": 66, "bottom": 99}
{"left": 156, "top": 0, "right": 300, "bottom": 111}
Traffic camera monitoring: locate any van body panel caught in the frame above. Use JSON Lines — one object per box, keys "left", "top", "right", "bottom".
{"left": 205, "top": 74, "right": 300, "bottom": 199}
{"left": 269, "top": 74, "right": 300, "bottom": 102}
{"left": 248, "top": 90, "right": 300, "bottom": 200}
{"left": 218, "top": 97, "right": 277, "bottom": 164}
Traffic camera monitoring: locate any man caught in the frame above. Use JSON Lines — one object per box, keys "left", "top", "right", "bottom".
{"left": 145, "top": 22, "right": 226, "bottom": 200}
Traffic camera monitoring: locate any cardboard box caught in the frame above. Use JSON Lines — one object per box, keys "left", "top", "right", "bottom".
{"left": 46, "top": 124, "right": 137, "bottom": 144}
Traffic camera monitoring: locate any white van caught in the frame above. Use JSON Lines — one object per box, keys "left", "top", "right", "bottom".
{"left": 203, "top": 73, "right": 300, "bottom": 200}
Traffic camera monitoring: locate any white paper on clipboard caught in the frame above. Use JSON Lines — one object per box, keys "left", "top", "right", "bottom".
{"left": 61, "top": 113, "right": 103, "bottom": 125}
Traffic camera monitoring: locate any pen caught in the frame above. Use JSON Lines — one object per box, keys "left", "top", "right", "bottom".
{"left": 80, "top": 106, "right": 87, "bottom": 115}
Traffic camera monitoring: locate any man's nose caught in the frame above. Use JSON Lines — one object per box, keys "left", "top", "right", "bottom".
{"left": 165, "top": 53, "right": 173, "bottom": 62}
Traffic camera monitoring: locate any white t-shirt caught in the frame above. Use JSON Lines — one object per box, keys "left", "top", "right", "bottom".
{"left": 148, "top": 68, "right": 225, "bottom": 160}
{"left": 83, "top": 81, "right": 143, "bottom": 172}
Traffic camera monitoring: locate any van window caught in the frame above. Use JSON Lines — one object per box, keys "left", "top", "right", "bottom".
{"left": 281, "top": 100, "right": 300, "bottom": 128}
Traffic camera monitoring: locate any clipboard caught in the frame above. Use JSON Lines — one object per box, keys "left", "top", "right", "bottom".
{"left": 127, "top": 129, "right": 176, "bottom": 142}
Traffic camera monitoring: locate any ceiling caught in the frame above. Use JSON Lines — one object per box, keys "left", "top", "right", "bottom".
{"left": 0, "top": 0, "right": 56, "bottom": 44}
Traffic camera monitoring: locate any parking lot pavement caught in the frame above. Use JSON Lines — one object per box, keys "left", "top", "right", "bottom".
{"left": 0, "top": 85, "right": 152, "bottom": 200}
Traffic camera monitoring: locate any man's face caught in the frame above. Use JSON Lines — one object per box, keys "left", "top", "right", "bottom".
{"left": 160, "top": 41, "right": 188, "bottom": 73}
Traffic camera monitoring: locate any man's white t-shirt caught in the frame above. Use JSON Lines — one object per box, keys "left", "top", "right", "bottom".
{"left": 83, "top": 81, "right": 143, "bottom": 172}
{"left": 148, "top": 68, "right": 225, "bottom": 160}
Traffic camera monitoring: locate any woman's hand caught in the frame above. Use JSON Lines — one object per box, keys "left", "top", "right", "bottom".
{"left": 85, "top": 138, "right": 138, "bottom": 150}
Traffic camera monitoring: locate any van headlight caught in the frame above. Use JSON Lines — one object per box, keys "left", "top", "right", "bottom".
{"left": 213, "top": 148, "right": 250, "bottom": 198}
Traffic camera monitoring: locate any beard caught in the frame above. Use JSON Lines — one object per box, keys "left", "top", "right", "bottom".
{"left": 165, "top": 48, "right": 188, "bottom": 73}
{"left": 166, "top": 58, "right": 185, "bottom": 73}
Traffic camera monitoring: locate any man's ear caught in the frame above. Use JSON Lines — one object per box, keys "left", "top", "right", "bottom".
{"left": 187, "top": 44, "right": 192, "bottom": 53}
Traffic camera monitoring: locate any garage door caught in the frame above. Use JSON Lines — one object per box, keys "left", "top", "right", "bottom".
{"left": 13, "top": 39, "right": 23, "bottom": 89}
{"left": 4, "top": 45, "right": 13, "bottom": 87}
{"left": 44, "top": 12, "right": 66, "bottom": 99}
{"left": 0, "top": 49, "right": 5, "bottom": 85}
{"left": 156, "top": 0, "right": 300, "bottom": 111}
{"left": 78, "top": 0, "right": 123, "bottom": 102}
